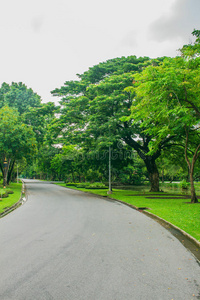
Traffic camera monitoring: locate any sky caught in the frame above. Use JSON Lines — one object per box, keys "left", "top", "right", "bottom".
{"left": 0, "top": 0, "right": 200, "bottom": 104}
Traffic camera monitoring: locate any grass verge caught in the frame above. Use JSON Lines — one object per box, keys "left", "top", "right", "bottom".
{"left": 61, "top": 183, "right": 200, "bottom": 242}
{"left": 0, "top": 182, "right": 22, "bottom": 215}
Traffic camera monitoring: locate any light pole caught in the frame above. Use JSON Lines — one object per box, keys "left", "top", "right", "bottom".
{"left": 3, "top": 158, "right": 8, "bottom": 188}
{"left": 107, "top": 146, "right": 112, "bottom": 194}
{"left": 17, "top": 162, "right": 19, "bottom": 183}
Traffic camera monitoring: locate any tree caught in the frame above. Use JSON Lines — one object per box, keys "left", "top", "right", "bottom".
{"left": 22, "top": 102, "right": 59, "bottom": 179}
{"left": 0, "top": 106, "right": 36, "bottom": 186}
{"left": 23, "top": 102, "right": 58, "bottom": 145}
{"left": 156, "top": 149, "right": 188, "bottom": 183}
{"left": 52, "top": 56, "right": 170, "bottom": 191}
{"left": 0, "top": 82, "right": 41, "bottom": 114}
{"left": 127, "top": 31, "right": 200, "bottom": 202}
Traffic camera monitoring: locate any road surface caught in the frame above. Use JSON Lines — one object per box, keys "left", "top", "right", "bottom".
{"left": 0, "top": 179, "right": 199, "bottom": 300}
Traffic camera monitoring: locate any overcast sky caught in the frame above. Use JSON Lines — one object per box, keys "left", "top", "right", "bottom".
{"left": 0, "top": 0, "right": 200, "bottom": 104}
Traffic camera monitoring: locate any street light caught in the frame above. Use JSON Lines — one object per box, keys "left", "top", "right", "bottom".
{"left": 17, "top": 162, "right": 19, "bottom": 183}
{"left": 3, "top": 158, "right": 8, "bottom": 188}
{"left": 107, "top": 146, "right": 112, "bottom": 194}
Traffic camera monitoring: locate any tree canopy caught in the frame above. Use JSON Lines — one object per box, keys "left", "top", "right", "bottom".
{"left": 125, "top": 30, "right": 200, "bottom": 202}
{"left": 0, "top": 106, "right": 37, "bottom": 185}
{"left": 51, "top": 55, "right": 177, "bottom": 191}
{"left": 0, "top": 82, "right": 41, "bottom": 114}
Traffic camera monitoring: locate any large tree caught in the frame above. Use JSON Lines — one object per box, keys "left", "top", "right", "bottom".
{"left": 127, "top": 30, "right": 200, "bottom": 202}
{"left": 52, "top": 56, "right": 171, "bottom": 191}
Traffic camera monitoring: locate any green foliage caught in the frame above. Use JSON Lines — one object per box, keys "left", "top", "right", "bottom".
{"left": 85, "top": 182, "right": 107, "bottom": 189}
{"left": 180, "top": 29, "right": 200, "bottom": 58}
{"left": 179, "top": 180, "right": 190, "bottom": 190}
{"left": 7, "top": 190, "right": 14, "bottom": 194}
{"left": 51, "top": 56, "right": 169, "bottom": 191}
{"left": 0, "top": 105, "right": 37, "bottom": 185}
{"left": 23, "top": 102, "right": 58, "bottom": 145}
{"left": 1, "top": 192, "right": 8, "bottom": 198}
{"left": 65, "top": 182, "right": 77, "bottom": 186}
{"left": 125, "top": 31, "right": 200, "bottom": 200}
{"left": 66, "top": 182, "right": 107, "bottom": 189}
{"left": 0, "top": 82, "right": 47, "bottom": 183}
{"left": 0, "top": 106, "right": 37, "bottom": 160}
{"left": 0, "top": 82, "right": 41, "bottom": 115}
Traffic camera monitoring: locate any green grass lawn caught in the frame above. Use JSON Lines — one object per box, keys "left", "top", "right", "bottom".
{"left": 62, "top": 183, "right": 200, "bottom": 242}
{"left": 0, "top": 182, "right": 22, "bottom": 215}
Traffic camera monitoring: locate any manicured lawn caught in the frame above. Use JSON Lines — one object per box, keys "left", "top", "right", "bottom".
{"left": 0, "top": 182, "right": 22, "bottom": 215}
{"left": 62, "top": 184, "right": 200, "bottom": 242}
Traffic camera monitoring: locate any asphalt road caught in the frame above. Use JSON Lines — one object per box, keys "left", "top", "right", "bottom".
{"left": 0, "top": 179, "right": 199, "bottom": 300}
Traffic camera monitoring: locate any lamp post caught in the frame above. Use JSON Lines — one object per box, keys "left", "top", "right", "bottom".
{"left": 3, "top": 158, "right": 8, "bottom": 188}
{"left": 107, "top": 146, "right": 112, "bottom": 194}
{"left": 17, "top": 162, "right": 19, "bottom": 183}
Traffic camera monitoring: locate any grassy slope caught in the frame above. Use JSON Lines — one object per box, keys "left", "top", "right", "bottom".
{"left": 0, "top": 182, "right": 22, "bottom": 215}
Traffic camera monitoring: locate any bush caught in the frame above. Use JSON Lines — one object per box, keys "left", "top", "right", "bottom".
{"left": 7, "top": 190, "right": 14, "bottom": 194}
{"left": 86, "top": 182, "right": 107, "bottom": 189}
{"left": 179, "top": 179, "right": 190, "bottom": 190}
{"left": 76, "top": 183, "right": 90, "bottom": 188}
{"left": 2, "top": 193, "right": 8, "bottom": 198}
{"left": 65, "top": 182, "right": 77, "bottom": 187}
{"left": 66, "top": 182, "right": 107, "bottom": 189}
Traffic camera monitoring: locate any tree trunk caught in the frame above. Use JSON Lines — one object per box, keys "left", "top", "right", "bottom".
{"left": 3, "top": 158, "right": 10, "bottom": 187}
{"left": 162, "top": 168, "right": 164, "bottom": 183}
{"left": 7, "top": 160, "right": 15, "bottom": 185}
{"left": 190, "top": 173, "right": 198, "bottom": 203}
{"left": 123, "top": 135, "right": 161, "bottom": 192}
{"left": 189, "top": 164, "right": 198, "bottom": 203}
{"left": 184, "top": 127, "right": 199, "bottom": 203}
{"left": 145, "top": 158, "right": 160, "bottom": 192}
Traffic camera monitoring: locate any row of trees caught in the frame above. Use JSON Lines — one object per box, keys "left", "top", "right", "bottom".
{"left": 0, "top": 30, "right": 199, "bottom": 203}
{"left": 0, "top": 82, "right": 57, "bottom": 186}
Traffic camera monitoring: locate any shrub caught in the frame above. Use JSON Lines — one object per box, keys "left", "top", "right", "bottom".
{"left": 86, "top": 182, "right": 107, "bottom": 189}
{"left": 65, "top": 182, "right": 77, "bottom": 187}
{"left": 76, "top": 183, "right": 90, "bottom": 188}
{"left": 2, "top": 193, "right": 8, "bottom": 198}
{"left": 7, "top": 190, "right": 14, "bottom": 194}
{"left": 179, "top": 179, "right": 190, "bottom": 190}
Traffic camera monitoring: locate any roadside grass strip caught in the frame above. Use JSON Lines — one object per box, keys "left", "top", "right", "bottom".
{"left": 0, "top": 182, "right": 22, "bottom": 215}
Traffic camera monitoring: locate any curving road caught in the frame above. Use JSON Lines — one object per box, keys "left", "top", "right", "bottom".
{"left": 0, "top": 179, "right": 199, "bottom": 300}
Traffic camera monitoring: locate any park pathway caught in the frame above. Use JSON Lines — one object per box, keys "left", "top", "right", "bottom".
{"left": 0, "top": 179, "right": 199, "bottom": 299}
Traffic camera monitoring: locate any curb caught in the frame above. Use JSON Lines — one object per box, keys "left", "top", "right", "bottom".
{"left": 109, "top": 197, "right": 200, "bottom": 246}
{"left": 0, "top": 180, "right": 27, "bottom": 218}
{"left": 62, "top": 186, "right": 200, "bottom": 261}
{"left": 142, "top": 209, "right": 200, "bottom": 248}
{"left": 105, "top": 197, "right": 200, "bottom": 262}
